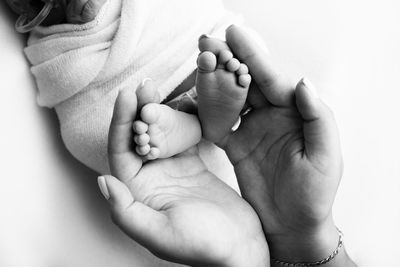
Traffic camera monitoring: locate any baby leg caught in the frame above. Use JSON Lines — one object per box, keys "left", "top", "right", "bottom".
{"left": 197, "top": 36, "right": 251, "bottom": 144}
{"left": 133, "top": 85, "right": 202, "bottom": 161}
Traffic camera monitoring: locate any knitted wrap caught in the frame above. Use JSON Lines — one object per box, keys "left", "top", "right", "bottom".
{"left": 24, "top": 0, "right": 240, "bottom": 176}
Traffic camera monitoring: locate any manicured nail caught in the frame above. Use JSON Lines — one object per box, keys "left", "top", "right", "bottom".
{"left": 199, "top": 34, "right": 212, "bottom": 41}
{"left": 98, "top": 176, "right": 110, "bottom": 200}
{"left": 231, "top": 117, "right": 241, "bottom": 132}
{"left": 141, "top": 78, "right": 153, "bottom": 88}
{"left": 226, "top": 24, "right": 238, "bottom": 31}
{"left": 301, "top": 78, "right": 319, "bottom": 99}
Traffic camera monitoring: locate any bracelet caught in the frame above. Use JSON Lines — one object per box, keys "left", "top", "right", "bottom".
{"left": 271, "top": 228, "right": 344, "bottom": 266}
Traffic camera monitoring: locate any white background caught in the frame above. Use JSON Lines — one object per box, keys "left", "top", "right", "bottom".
{"left": 1, "top": 0, "right": 399, "bottom": 266}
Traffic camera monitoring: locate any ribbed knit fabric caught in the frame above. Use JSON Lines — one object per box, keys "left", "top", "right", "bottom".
{"left": 24, "top": 0, "right": 241, "bottom": 178}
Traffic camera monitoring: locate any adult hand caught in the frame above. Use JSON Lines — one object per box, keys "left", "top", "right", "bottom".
{"left": 99, "top": 86, "right": 269, "bottom": 267}
{"left": 223, "top": 25, "right": 354, "bottom": 266}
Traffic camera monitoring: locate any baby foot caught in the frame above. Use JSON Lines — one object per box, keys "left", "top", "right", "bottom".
{"left": 66, "top": 0, "right": 107, "bottom": 24}
{"left": 197, "top": 37, "right": 251, "bottom": 144}
{"left": 133, "top": 86, "right": 202, "bottom": 161}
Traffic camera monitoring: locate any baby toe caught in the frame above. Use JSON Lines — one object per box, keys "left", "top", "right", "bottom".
{"left": 238, "top": 74, "right": 252, "bottom": 88}
{"left": 133, "top": 121, "right": 148, "bottom": 134}
{"left": 145, "top": 147, "right": 161, "bottom": 160}
{"left": 197, "top": 51, "right": 217, "bottom": 72}
{"left": 136, "top": 144, "right": 151, "bottom": 156}
{"left": 236, "top": 63, "right": 249, "bottom": 75}
{"left": 134, "top": 134, "right": 150, "bottom": 146}
{"left": 226, "top": 58, "right": 241, "bottom": 72}
{"left": 141, "top": 104, "right": 161, "bottom": 124}
{"left": 218, "top": 50, "right": 234, "bottom": 65}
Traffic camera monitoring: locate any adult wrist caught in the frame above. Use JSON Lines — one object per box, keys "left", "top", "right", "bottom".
{"left": 191, "top": 235, "right": 269, "bottom": 267}
{"left": 269, "top": 216, "right": 339, "bottom": 265}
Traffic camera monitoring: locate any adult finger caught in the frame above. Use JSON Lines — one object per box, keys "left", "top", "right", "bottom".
{"left": 108, "top": 87, "right": 142, "bottom": 181}
{"left": 136, "top": 79, "right": 160, "bottom": 110}
{"left": 226, "top": 25, "right": 294, "bottom": 107}
{"left": 97, "top": 175, "right": 170, "bottom": 252}
{"left": 295, "top": 78, "right": 342, "bottom": 166}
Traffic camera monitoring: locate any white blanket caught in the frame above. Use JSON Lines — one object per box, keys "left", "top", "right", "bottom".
{"left": 25, "top": 0, "right": 240, "bottom": 175}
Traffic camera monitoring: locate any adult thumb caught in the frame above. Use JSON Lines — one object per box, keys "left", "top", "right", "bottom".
{"left": 97, "top": 175, "right": 169, "bottom": 249}
{"left": 295, "top": 78, "right": 341, "bottom": 163}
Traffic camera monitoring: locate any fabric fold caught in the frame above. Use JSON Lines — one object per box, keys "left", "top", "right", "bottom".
{"left": 25, "top": 0, "right": 241, "bottom": 174}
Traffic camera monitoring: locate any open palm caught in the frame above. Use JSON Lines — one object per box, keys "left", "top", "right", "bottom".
{"left": 223, "top": 25, "right": 343, "bottom": 248}
{"left": 225, "top": 99, "right": 342, "bottom": 237}
{"left": 104, "top": 88, "right": 269, "bottom": 267}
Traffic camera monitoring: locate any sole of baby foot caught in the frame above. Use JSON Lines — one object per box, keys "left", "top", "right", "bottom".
{"left": 196, "top": 49, "right": 251, "bottom": 145}
{"left": 132, "top": 103, "right": 202, "bottom": 160}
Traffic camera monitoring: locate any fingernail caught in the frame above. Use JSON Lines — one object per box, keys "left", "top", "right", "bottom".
{"left": 231, "top": 117, "right": 241, "bottom": 132}
{"left": 141, "top": 78, "right": 153, "bottom": 88}
{"left": 198, "top": 34, "right": 212, "bottom": 41}
{"left": 301, "top": 78, "right": 319, "bottom": 99}
{"left": 98, "top": 176, "right": 110, "bottom": 200}
{"left": 226, "top": 24, "right": 238, "bottom": 31}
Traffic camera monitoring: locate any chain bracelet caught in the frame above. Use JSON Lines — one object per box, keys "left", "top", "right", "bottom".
{"left": 271, "top": 228, "right": 344, "bottom": 267}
